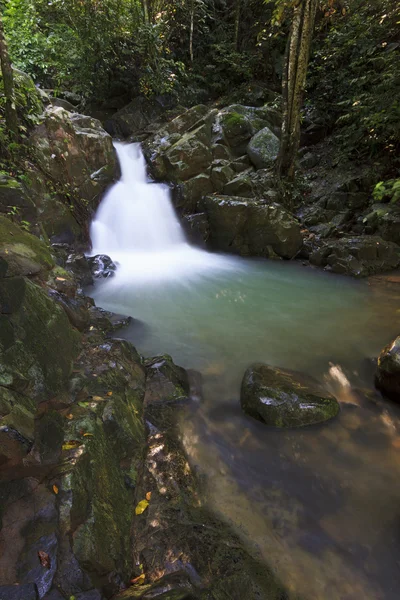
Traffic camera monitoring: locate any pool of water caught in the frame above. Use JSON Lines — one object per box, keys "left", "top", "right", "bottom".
{"left": 91, "top": 256, "right": 400, "bottom": 600}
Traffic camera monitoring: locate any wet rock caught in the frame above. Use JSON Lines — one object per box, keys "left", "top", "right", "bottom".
{"left": 178, "top": 174, "right": 213, "bottom": 214}
{"left": 57, "top": 340, "right": 146, "bottom": 596}
{"left": 29, "top": 107, "right": 117, "bottom": 215}
{"left": 246, "top": 127, "right": 280, "bottom": 170}
{"left": 87, "top": 254, "right": 117, "bottom": 279}
{"left": 144, "top": 355, "right": 190, "bottom": 408}
{"left": 0, "top": 215, "right": 54, "bottom": 278}
{"left": 375, "top": 336, "right": 400, "bottom": 401}
{"left": 48, "top": 290, "right": 90, "bottom": 331}
{"left": 105, "top": 96, "right": 169, "bottom": 138}
{"left": 66, "top": 253, "right": 94, "bottom": 287}
{"left": 164, "top": 127, "right": 212, "bottom": 181}
{"left": 309, "top": 235, "right": 400, "bottom": 277}
{"left": 0, "top": 584, "right": 39, "bottom": 599}
{"left": 299, "top": 151, "right": 319, "bottom": 169}
{"left": 183, "top": 213, "right": 210, "bottom": 246}
{"left": 241, "top": 364, "right": 340, "bottom": 427}
{"left": 203, "top": 195, "right": 303, "bottom": 259}
{"left": 0, "top": 277, "right": 81, "bottom": 402}
{"left": 210, "top": 161, "right": 235, "bottom": 192}
{"left": 88, "top": 306, "right": 132, "bottom": 333}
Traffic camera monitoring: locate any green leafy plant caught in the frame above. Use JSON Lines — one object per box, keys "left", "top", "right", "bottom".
{"left": 373, "top": 178, "right": 400, "bottom": 203}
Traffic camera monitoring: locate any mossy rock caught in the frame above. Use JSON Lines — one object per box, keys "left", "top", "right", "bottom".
{"left": 241, "top": 364, "right": 340, "bottom": 427}
{"left": 0, "top": 215, "right": 54, "bottom": 277}
{"left": 247, "top": 127, "right": 280, "bottom": 169}
{"left": 0, "top": 277, "right": 81, "bottom": 400}
{"left": 203, "top": 195, "right": 302, "bottom": 259}
{"left": 13, "top": 68, "right": 44, "bottom": 118}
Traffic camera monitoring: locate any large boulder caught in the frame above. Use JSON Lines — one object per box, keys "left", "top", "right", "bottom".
{"left": 246, "top": 127, "right": 280, "bottom": 169}
{"left": 0, "top": 277, "right": 80, "bottom": 402}
{"left": 309, "top": 235, "right": 400, "bottom": 277}
{"left": 375, "top": 336, "right": 400, "bottom": 401}
{"left": 241, "top": 364, "right": 340, "bottom": 427}
{"left": 29, "top": 107, "right": 117, "bottom": 214}
{"left": 0, "top": 215, "right": 54, "bottom": 278}
{"left": 202, "top": 195, "right": 303, "bottom": 259}
{"left": 214, "top": 105, "right": 280, "bottom": 157}
{"left": 105, "top": 96, "right": 169, "bottom": 137}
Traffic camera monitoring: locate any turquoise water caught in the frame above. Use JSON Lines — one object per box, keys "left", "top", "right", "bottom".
{"left": 92, "top": 256, "right": 400, "bottom": 600}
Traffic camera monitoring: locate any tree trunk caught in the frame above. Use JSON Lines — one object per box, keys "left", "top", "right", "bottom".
{"left": 189, "top": 0, "right": 195, "bottom": 62}
{"left": 234, "top": 0, "right": 240, "bottom": 51}
{"left": 276, "top": 0, "right": 317, "bottom": 180}
{"left": 0, "top": 11, "right": 18, "bottom": 140}
{"left": 142, "top": 0, "right": 149, "bottom": 24}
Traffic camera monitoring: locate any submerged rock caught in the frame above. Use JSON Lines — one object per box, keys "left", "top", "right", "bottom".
{"left": 241, "top": 364, "right": 340, "bottom": 427}
{"left": 375, "top": 336, "right": 400, "bottom": 401}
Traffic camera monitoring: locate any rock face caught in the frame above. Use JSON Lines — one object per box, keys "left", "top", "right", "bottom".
{"left": 241, "top": 364, "right": 340, "bottom": 427}
{"left": 203, "top": 195, "right": 303, "bottom": 259}
{"left": 375, "top": 336, "right": 400, "bottom": 401}
{"left": 0, "top": 215, "right": 54, "bottom": 277}
{"left": 246, "top": 126, "right": 280, "bottom": 169}
{"left": 30, "top": 107, "right": 117, "bottom": 214}
{"left": 309, "top": 235, "right": 400, "bottom": 277}
{"left": 1, "top": 72, "right": 117, "bottom": 245}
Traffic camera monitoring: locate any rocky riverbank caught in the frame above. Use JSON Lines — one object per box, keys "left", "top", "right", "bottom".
{"left": 0, "top": 72, "right": 292, "bottom": 600}
{"left": 1, "top": 71, "right": 400, "bottom": 600}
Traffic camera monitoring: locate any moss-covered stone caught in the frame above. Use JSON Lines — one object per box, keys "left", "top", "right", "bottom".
{"left": 29, "top": 106, "right": 117, "bottom": 214}
{"left": 247, "top": 126, "right": 280, "bottom": 169}
{"left": 309, "top": 235, "right": 400, "bottom": 277}
{"left": 203, "top": 195, "right": 303, "bottom": 259}
{"left": 0, "top": 215, "right": 54, "bottom": 277}
{"left": 241, "top": 364, "right": 340, "bottom": 427}
{"left": 0, "top": 277, "right": 81, "bottom": 400}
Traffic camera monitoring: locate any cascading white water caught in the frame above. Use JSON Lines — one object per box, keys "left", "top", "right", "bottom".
{"left": 90, "top": 142, "right": 237, "bottom": 283}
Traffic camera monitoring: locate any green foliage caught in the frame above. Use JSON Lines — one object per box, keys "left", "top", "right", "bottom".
{"left": 373, "top": 179, "right": 400, "bottom": 204}
{"left": 308, "top": 0, "right": 400, "bottom": 161}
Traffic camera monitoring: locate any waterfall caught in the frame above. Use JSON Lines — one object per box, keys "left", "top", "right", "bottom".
{"left": 90, "top": 142, "right": 237, "bottom": 283}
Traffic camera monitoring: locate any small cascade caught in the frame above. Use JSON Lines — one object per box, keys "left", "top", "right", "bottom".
{"left": 90, "top": 142, "right": 236, "bottom": 283}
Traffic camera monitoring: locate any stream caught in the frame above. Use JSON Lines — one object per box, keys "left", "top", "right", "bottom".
{"left": 90, "top": 143, "right": 400, "bottom": 600}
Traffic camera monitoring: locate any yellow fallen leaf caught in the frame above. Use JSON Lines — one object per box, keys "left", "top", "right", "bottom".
{"left": 145, "top": 491, "right": 152, "bottom": 501}
{"left": 66, "top": 413, "right": 74, "bottom": 420}
{"left": 135, "top": 499, "right": 149, "bottom": 515}
{"left": 83, "top": 432, "right": 94, "bottom": 437}
{"left": 130, "top": 573, "right": 146, "bottom": 585}
{"left": 53, "top": 484, "right": 59, "bottom": 495}
{"left": 56, "top": 277, "right": 66, "bottom": 281}
{"left": 107, "top": 391, "right": 113, "bottom": 396}
{"left": 62, "top": 440, "right": 81, "bottom": 451}
{"left": 92, "top": 396, "right": 103, "bottom": 401}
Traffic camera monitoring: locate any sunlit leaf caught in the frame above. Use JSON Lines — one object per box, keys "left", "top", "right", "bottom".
{"left": 130, "top": 573, "right": 146, "bottom": 585}
{"left": 62, "top": 440, "right": 81, "bottom": 451}
{"left": 53, "top": 484, "right": 59, "bottom": 494}
{"left": 135, "top": 499, "right": 149, "bottom": 515}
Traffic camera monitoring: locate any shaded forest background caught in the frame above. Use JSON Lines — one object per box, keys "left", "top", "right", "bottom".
{"left": 0, "top": 0, "right": 399, "bottom": 173}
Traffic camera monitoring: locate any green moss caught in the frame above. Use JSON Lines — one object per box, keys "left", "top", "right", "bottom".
{"left": 69, "top": 415, "right": 133, "bottom": 580}
{"left": 221, "top": 111, "right": 247, "bottom": 132}
{"left": 0, "top": 215, "right": 54, "bottom": 276}
{"left": 0, "top": 277, "right": 81, "bottom": 399}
